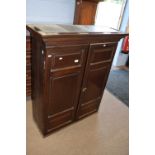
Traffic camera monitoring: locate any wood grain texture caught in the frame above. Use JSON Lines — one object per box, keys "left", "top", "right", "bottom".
{"left": 76, "top": 42, "right": 118, "bottom": 119}
{"left": 74, "top": 0, "right": 101, "bottom": 25}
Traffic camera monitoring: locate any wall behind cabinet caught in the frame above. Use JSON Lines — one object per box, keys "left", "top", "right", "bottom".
{"left": 26, "top": 0, "right": 76, "bottom": 24}
{"left": 112, "top": 0, "right": 129, "bottom": 66}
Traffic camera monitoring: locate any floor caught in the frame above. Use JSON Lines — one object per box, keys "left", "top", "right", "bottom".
{"left": 106, "top": 67, "right": 129, "bottom": 106}
{"left": 27, "top": 90, "right": 129, "bottom": 155}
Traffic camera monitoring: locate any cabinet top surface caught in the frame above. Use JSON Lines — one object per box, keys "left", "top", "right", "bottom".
{"left": 27, "top": 24, "right": 126, "bottom": 36}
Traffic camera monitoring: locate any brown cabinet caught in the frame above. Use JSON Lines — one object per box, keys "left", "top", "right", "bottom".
{"left": 27, "top": 24, "right": 127, "bottom": 136}
{"left": 74, "top": 0, "right": 102, "bottom": 25}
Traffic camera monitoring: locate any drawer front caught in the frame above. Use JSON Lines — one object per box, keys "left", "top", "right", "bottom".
{"left": 49, "top": 45, "right": 86, "bottom": 70}
{"left": 53, "top": 53, "right": 81, "bottom": 69}
{"left": 90, "top": 42, "right": 117, "bottom": 64}
{"left": 47, "top": 109, "right": 74, "bottom": 132}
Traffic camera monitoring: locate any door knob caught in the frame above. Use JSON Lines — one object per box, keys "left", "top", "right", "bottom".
{"left": 82, "top": 88, "right": 87, "bottom": 92}
{"left": 48, "top": 54, "right": 52, "bottom": 58}
{"left": 59, "top": 57, "right": 63, "bottom": 60}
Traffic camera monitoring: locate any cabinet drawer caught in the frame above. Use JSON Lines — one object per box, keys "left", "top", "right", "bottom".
{"left": 53, "top": 53, "right": 81, "bottom": 69}
{"left": 90, "top": 43, "right": 117, "bottom": 64}
{"left": 47, "top": 109, "right": 73, "bottom": 132}
{"left": 49, "top": 45, "right": 87, "bottom": 70}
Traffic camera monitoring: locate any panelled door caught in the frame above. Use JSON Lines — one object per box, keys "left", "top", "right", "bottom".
{"left": 46, "top": 45, "right": 88, "bottom": 132}
{"left": 76, "top": 42, "right": 118, "bottom": 119}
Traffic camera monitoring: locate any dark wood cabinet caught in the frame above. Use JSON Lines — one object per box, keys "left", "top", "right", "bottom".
{"left": 74, "top": 0, "right": 102, "bottom": 25}
{"left": 27, "top": 24, "right": 127, "bottom": 135}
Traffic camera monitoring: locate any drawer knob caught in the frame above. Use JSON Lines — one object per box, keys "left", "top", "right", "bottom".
{"left": 74, "top": 59, "right": 79, "bottom": 63}
{"left": 82, "top": 88, "right": 87, "bottom": 92}
{"left": 103, "top": 44, "right": 106, "bottom": 47}
{"left": 59, "top": 57, "right": 63, "bottom": 60}
{"left": 48, "top": 55, "right": 52, "bottom": 58}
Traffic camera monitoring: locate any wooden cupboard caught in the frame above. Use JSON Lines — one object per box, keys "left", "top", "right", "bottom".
{"left": 74, "top": 0, "right": 102, "bottom": 25}
{"left": 27, "top": 24, "right": 127, "bottom": 136}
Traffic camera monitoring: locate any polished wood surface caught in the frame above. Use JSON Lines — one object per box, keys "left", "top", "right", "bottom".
{"left": 76, "top": 42, "right": 117, "bottom": 119}
{"left": 27, "top": 24, "right": 124, "bottom": 36}
{"left": 46, "top": 45, "right": 88, "bottom": 132}
{"left": 27, "top": 24, "right": 127, "bottom": 136}
{"left": 74, "top": 0, "right": 101, "bottom": 25}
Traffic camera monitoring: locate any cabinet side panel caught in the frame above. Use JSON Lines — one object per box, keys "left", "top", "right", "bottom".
{"left": 31, "top": 36, "right": 45, "bottom": 134}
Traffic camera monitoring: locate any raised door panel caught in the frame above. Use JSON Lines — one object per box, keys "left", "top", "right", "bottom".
{"left": 81, "top": 66, "right": 109, "bottom": 104}
{"left": 48, "top": 72, "right": 80, "bottom": 115}
{"left": 47, "top": 71, "right": 81, "bottom": 131}
{"left": 76, "top": 42, "right": 117, "bottom": 119}
{"left": 77, "top": 65, "right": 110, "bottom": 119}
{"left": 46, "top": 45, "right": 88, "bottom": 132}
